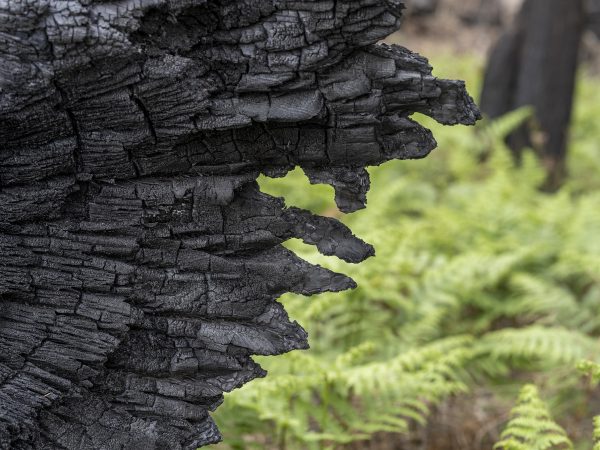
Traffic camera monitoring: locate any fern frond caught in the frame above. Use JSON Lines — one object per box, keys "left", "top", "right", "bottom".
{"left": 494, "top": 385, "right": 573, "bottom": 450}
{"left": 477, "top": 327, "right": 600, "bottom": 367}
{"left": 593, "top": 416, "right": 600, "bottom": 450}
{"left": 484, "top": 107, "right": 534, "bottom": 142}
{"left": 577, "top": 360, "right": 600, "bottom": 386}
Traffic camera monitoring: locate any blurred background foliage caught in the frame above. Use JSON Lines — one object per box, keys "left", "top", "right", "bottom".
{"left": 211, "top": 4, "right": 600, "bottom": 450}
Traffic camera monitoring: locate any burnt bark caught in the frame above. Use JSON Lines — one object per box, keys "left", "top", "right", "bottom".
{"left": 0, "top": 1, "right": 479, "bottom": 449}
{"left": 480, "top": 0, "right": 585, "bottom": 187}
{"left": 589, "top": 0, "right": 600, "bottom": 38}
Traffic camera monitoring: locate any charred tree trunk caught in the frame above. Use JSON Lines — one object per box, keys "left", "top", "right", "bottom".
{"left": 589, "top": 0, "right": 600, "bottom": 38}
{"left": 480, "top": 0, "right": 585, "bottom": 188}
{"left": 0, "top": 1, "right": 479, "bottom": 449}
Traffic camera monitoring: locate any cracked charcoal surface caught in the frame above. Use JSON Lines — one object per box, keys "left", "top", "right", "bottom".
{"left": 0, "top": 1, "right": 480, "bottom": 449}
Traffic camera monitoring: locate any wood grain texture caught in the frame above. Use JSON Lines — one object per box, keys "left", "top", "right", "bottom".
{"left": 0, "top": 1, "right": 480, "bottom": 448}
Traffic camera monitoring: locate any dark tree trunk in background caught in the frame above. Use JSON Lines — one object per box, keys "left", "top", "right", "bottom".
{"left": 589, "top": 0, "right": 600, "bottom": 38}
{"left": 0, "top": 1, "right": 479, "bottom": 449}
{"left": 480, "top": 0, "right": 585, "bottom": 188}
{"left": 409, "top": 0, "right": 440, "bottom": 17}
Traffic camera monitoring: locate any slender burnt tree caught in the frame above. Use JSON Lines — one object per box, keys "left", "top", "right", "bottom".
{"left": 480, "top": 0, "right": 585, "bottom": 187}
{"left": 0, "top": 1, "right": 479, "bottom": 449}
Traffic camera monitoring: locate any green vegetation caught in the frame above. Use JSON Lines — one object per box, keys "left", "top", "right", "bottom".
{"left": 494, "top": 385, "right": 572, "bottom": 450}
{"left": 211, "top": 60, "right": 600, "bottom": 449}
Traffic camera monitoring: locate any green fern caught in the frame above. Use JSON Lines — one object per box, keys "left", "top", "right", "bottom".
{"left": 477, "top": 327, "right": 600, "bottom": 366}
{"left": 577, "top": 360, "right": 600, "bottom": 386}
{"left": 594, "top": 416, "right": 600, "bottom": 450}
{"left": 217, "top": 337, "right": 473, "bottom": 448}
{"left": 494, "top": 385, "right": 573, "bottom": 450}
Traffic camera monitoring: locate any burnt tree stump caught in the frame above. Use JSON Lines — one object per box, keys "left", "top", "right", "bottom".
{"left": 0, "top": 1, "right": 479, "bottom": 448}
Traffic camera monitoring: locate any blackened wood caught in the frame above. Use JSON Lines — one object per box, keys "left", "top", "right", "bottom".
{"left": 480, "top": 0, "right": 585, "bottom": 186}
{"left": 0, "top": 1, "right": 480, "bottom": 448}
{"left": 588, "top": 0, "right": 600, "bottom": 37}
